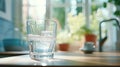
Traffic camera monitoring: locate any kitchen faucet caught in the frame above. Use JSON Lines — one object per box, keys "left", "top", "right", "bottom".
{"left": 99, "top": 18, "right": 120, "bottom": 52}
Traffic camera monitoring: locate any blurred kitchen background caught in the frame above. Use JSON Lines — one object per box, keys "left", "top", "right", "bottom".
{"left": 0, "top": 0, "right": 120, "bottom": 52}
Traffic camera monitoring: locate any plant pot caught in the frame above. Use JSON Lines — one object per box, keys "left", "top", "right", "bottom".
{"left": 85, "top": 34, "right": 97, "bottom": 46}
{"left": 58, "top": 43, "right": 69, "bottom": 51}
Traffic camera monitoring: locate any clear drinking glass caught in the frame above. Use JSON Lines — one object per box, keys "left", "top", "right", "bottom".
{"left": 27, "top": 19, "right": 57, "bottom": 61}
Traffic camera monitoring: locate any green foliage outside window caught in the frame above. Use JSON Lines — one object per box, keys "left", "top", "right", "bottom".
{"left": 104, "top": 0, "right": 120, "bottom": 17}
{"left": 52, "top": 7, "right": 65, "bottom": 29}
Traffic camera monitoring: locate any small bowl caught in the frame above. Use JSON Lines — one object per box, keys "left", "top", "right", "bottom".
{"left": 80, "top": 48, "right": 94, "bottom": 54}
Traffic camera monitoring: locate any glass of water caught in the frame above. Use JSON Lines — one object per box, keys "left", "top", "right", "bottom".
{"left": 27, "top": 19, "right": 57, "bottom": 61}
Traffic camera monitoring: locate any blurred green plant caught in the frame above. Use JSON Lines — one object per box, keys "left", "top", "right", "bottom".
{"left": 104, "top": 0, "right": 120, "bottom": 17}
{"left": 53, "top": 8, "right": 65, "bottom": 29}
{"left": 14, "top": 20, "right": 26, "bottom": 39}
{"left": 68, "top": 13, "right": 85, "bottom": 34}
{"left": 67, "top": 13, "right": 99, "bottom": 40}
{"left": 56, "top": 30, "right": 74, "bottom": 44}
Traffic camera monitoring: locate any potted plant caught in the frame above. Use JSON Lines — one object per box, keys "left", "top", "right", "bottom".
{"left": 57, "top": 30, "right": 73, "bottom": 51}
{"left": 68, "top": 13, "right": 99, "bottom": 48}
{"left": 73, "top": 25, "right": 97, "bottom": 47}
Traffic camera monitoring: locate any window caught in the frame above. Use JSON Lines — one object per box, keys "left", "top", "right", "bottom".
{"left": 22, "top": 0, "right": 109, "bottom": 45}
{"left": 51, "top": 0, "right": 83, "bottom": 30}
{"left": 22, "top": 0, "right": 83, "bottom": 29}
{"left": 22, "top": 0, "right": 47, "bottom": 37}
{"left": 91, "top": 0, "right": 108, "bottom": 35}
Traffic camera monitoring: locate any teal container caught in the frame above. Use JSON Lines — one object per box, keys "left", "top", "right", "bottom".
{"left": 3, "top": 39, "right": 28, "bottom": 51}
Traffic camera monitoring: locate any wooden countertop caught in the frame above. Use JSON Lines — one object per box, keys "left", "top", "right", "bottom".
{"left": 0, "top": 51, "right": 120, "bottom": 66}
